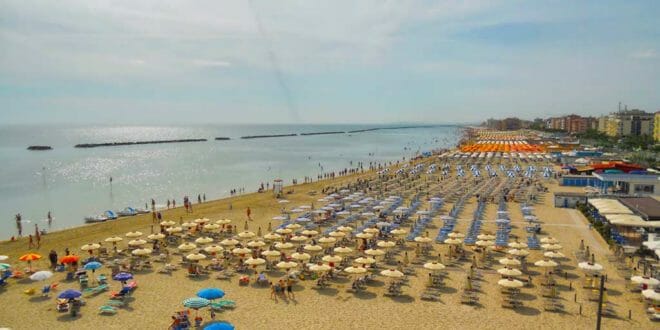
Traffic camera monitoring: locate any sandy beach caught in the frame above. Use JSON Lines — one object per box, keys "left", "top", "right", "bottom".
{"left": 0, "top": 157, "right": 656, "bottom": 330}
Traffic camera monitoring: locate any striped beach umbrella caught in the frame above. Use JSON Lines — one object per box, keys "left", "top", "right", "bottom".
{"left": 183, "top": 297, "right": 210, "bottom": 309}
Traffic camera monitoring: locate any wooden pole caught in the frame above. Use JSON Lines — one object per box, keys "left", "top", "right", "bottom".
{"left": 596, "top": 275, "right": 605, "bottom": 330}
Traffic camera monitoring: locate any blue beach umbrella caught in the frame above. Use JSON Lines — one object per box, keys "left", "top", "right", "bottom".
{"left": 58, "top": 289, "right": 82, "bottom": 300}
{"left": 83, "top": 261, "right": 102, "bottom": 272}
{"left": 113, "top": 272, "right": 133, "bottom": 283}
{"left": 196, "top": 288, "right": 225, "bottom": 300}
{"left": 204, "top": 322, "right": 235, "bottom": 330}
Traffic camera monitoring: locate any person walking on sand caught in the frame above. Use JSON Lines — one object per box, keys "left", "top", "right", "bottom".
{"left": 246, "top": 207, "right": 252, "bottom": 221}
{"left": 35, "top": 224, "right": 41, "bottom": 247}
{"left": 48, "top": 249, "right": 58, "bottom": 269}
{"left": 286, "top": 277, "right": 295, "bottom": 299}
{"left": 28, "top": 234, "right": 34, "bottom": 248}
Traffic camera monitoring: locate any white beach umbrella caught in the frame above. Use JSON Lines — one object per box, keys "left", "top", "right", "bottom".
{"left": 261, "top": 250, "right": 281, "bottom": 259}
{"left": 476, "top": 240, "right": 495, "bottom": 247}
{"left": 578, "top": 262, "right": 603, "bottom": 272}
{"left": 132, "top": 248, "right": 152, "bottom": 256}
{"left": 423, "top": 262, "right": 446, "bottom": 271}
{"left": 244, "top": 257, "right": 266, "bottom": 266}
{"left": 274, "top": 242, "right": 295, "bottom": 250}
{"left": 508, "top": 241, "right": 527, "bottom": 249}
{"left": 237, "top": 231, "right": 256, "bottom": 240}
{"left": 377, "top": 241, "right": 396, "bottom": 249}
{"left": 499, "top": 257, "right": 521, "bottom": 266}
{"left": 414, "top": 236, "right": 433, "bottom": 243}
{"left": 477, "top": 234, "right": 496, "bottom": 240}
{"left": 310, "top": 264, "right": 332, "bottom": 273}
{"left": 364, "top": 249, "right": 386, "bottom": 257}
{"left": 333, "top": 246, "right": 353, "bottom": 255}
{"left": 498, "top": 278, "right": 523, "bottom": 288}
{"left": 447, "top": 232, "right": 465, "bottom": 239}
{"left": 540, "top": 237, "right": 559, "bottom": 244}
{"left": 290, "top": 235, "right": 309, "bottom": 243}
{"left": 363, "top": 228, "right": 380, "bottom": 234}
{"left": 328, "top": 231, "right": 346, "bottom": 238}
{"left": 181, "top": 222, "right": 196, "bottom": 229}
{"left": 263, "top": 233, "right": 282, "bottom": 241}
{"left": 507, "top": 249, "right": 530, "bottom": 257}
{"left": 147, "top": 233, "right": 165, "bottom": 241}
{"left": 81, "top": 243, "right": 101, "bottom": 251}
{"left": 125, "top": 231, "right": 143, "bottom": 238}
{"left": 204, "top": 245, "right": 224, "bottom": 254}
{"left": 219, "top": 238, "right": 239, "bottom": 246}
{"left": 303, "top": 245, "right": 323, "bottom": 253}
{"left": 272, "top": 216, "right": 287, "bottom": 221}
{"left": 275, "top": 228, "right": 293, "bottom": 235}
{"left": 541, "top": 244, "right": 562, "bottom": 251}
{"left": 286, "top": 223, "right": 302, "bottom": 230}
{"left": 178, "top": 243, "right": 197, "bottom": 251}
{"left": 186, "top": 253, "right": 206, "bottom": 261}
{"left": 344, "top": 266, "right": 367, "bottom": 275}
{"left": 380, "top": 269, "right": 404, "bottom": 278}
{"left": 301, "top": 230, "right": 319, "bottom": 237}
{"left": 497, "top": 267, "right": 522, "bottom": 276}
{"left": 354, "top": 257, "right": 376, "bottom": 265}
{"left": 389, "top": 229, "right": 407, "bottom": 236}
{"left": 543, "top": 251, "right": 565, "bottom": 259}
{"left": 215, "top": 219, "right": 232, "bottom": 225}
{"left": 631, "top": 276, "right": 660, "bottom": 287}
{"left": 641, "top": 289, "right": 660, "bottom": 301}
{"left": 195, "top": 237, "right": 214, "bottom": 244}
{"left": 444, "top": 238, "right": 463, "bottom": 245}
{"left": 203, "top": 224, "right": 220, "bottom": 231}
{"left": 534, "top": 259, "right": 558, "bottom": 268}
{"left": 127, "top": 239, "right": 147, "bottom": 247}
{"left": 105, "top": 236, "right": 123, "bottom": 243}
{"left": 355, "top": 233, "right": 373, "bottom": 239}
{"left": 232, "top": 247, "right": 251, "bottom": 255}
{"left": 337, "top": 226, "right": 353, "bottom": 233}
{"left": 276, "top": 261, "right": 298, "bottom": 269}
{"left": 166, "top": 226, "right": 183, "bottom": 233}
{"left": 322, "top": 255, "right": 343, "bottom": 263}
{"left": 194, "top": 218, "right": 210, "bottom": 224}
{"left": 318, "top": 237, "right": 337, "bottom": 246}
{"left": 160, "top": 220, "right": 176, "bottom": 227}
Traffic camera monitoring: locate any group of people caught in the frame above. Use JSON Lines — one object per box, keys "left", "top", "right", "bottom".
{"left": 270, "top": 277, "right": 295, "bottom": 301}
{"left": 12, "top": 211, "right": 52, "bottom": 238}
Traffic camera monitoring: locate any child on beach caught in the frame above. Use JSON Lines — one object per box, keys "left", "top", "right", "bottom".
{"left": 246, "top": 207, "right": 252, "bottom": 220}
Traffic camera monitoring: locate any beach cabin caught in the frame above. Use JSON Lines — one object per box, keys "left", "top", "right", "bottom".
{"left": 553, "top": 191, "right": 588, "bottom": 208}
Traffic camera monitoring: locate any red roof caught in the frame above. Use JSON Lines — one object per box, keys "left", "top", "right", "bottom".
{"left": 590, "top": 162, "right": 644, "bottom": 173}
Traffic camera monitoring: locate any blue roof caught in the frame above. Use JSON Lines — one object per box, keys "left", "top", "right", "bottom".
{"left": 593, "top": 173, "right": 660, "bottom": 182}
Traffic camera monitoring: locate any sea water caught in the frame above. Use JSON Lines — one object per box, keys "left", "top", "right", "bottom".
{"left": 0, "top": 124, "right": 460, "bottom": 238}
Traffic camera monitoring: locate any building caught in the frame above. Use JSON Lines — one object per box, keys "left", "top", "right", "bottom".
{"left": 597, "top": 116, "right": 608, "bottom": 133}
{"left": 618, "top": 197, "right": 660, "bottom": 221}
{"left": 553, "top": 191, "right": 588, "bottom": 208}
{"left": 592, "top": 172, "right": 659, "bottom": 196}
{"left": 603, "top": 109, "right": 655, "bottom": 137}
{"left": 544, "top": 115, "right": 596, "bottom": 134}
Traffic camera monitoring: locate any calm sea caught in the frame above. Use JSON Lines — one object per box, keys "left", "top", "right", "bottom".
{"left": 0, "top": 124, "right": 460, "bottom": 238}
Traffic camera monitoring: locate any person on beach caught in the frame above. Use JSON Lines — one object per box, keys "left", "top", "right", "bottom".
{"left": 47, "top": 211, "right": 52, "bottom": 226}
{"left": 246, "top": 207, "right": 252, "bottom": 221}
{"left": 65, "top": 247, "right": 70, "bottom": 255}
{"left": 167, "top": 200, "right": 170, "bottom": 209}
{"left": 28, "top": 234, "right": 34, "bottom": 248}
{"left": 270, "top": 282, "right": 277, "bottom": 300}
{"left": 35, "top": 224, "right": 41, "bottom": 247}
{"left": 15, "top": 213, "right": 23, "bottom": 236}
{"left": 286, "top": 277, "right": 295, "bottom": 299}
{"left": 151, "top": 198, "right": 156, "bottom": 211}
{"left": 198, "top": 194, "right": 201, "bottom": 204}
{"left": 49, "top": 250, "right": 58, "bottom": 269}
{"left": 203, "top": 194, "right": 206, "bottom": 202}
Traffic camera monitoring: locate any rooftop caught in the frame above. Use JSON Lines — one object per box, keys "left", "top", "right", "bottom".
{"left": 618, "top": 197, "right": 660, "bottom": 221}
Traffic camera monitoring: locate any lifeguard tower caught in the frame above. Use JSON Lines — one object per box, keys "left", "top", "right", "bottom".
{"left": 273, "top": 179, "right": 284, "bottom": 198}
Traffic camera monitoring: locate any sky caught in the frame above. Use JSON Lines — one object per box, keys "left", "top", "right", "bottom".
{"left": 0, "top": 0, "right": 659, "bottom": 125}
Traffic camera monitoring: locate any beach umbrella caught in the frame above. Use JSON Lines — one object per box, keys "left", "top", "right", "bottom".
{"left": 328, "top": 231, "right": 346, "bottom": 238}
{"left": 641, "top": 289, "right": 660, "bottom": 301}
{"left": 231, "top": 247, "right": 251, "bottom": 256}
{"left": 290, "top": 208, "right": 304, "bottom": 213}
{"left": 278, "top": 200, "right": 290, "bottom": 204}
{"left": 272, "top": 216, "right": 287, "bottom": 221}
{"left": 274, "top": 242, "right": 295, "bottom": 250}
{"left": 337, "top": 226, "right": 353, "bottom": 233}
{"left": 362, "top": 212, "right": 376, "bottom": 217}
{"left": 0, "top": 263, "right": 11, "bottom": 271}
{"left": 318, "top": 237, "right": 337, "bottom": 246}
{"left": 477, "top": 234, "right": 496, "bottom": 240}
{"left": 58, "top": 289, "right": 82, "bottom": 300}
{"left": 197, "top": 288, "right": 225, "bottom": 300}
{"left": 81, "top": 243, "right": 101, "bottom": 254}
{"left": 132, "top": 248, "right": 152, "bottom": 256}
{"left": 112, "top": 272, "right": 133, "bottom": 282}
{"left": 166, "top": 227, "right": 183, "bottom": 234}
{"left": 541, "top": 244, "right": 562, "bottom": 251}
{"left": 263, "top": 233, "right": 282, "bottom": 241}
{"left": 301, "top": 230, "right": 319, "bottom": 237}
{"left": 128, "top": 239, "right": 147, "bottom": 247}
{"left": 298, "top": 205, "right": 312, "bottom": 210}
{"left": 204, "top": 323, "right": 235, "bottom": 330}
{"left": 476, "top": 240, "right": 495, "bottom": 247}
{"left": 508, "top": 241, "right": 528, "bottom": 249}
{"left": 0, "top": 255, "right": 8, "bottom": 261}
{"left": 125, "top": 231, "right": 142, "bottom": 238}
{"left": 540, "top": 237, "right": 559, "bottom": 244}
{"left": 380, "top": 269, "right": 404, "bottom": 278}
{"left": 497, "top": 267, "right": 522, "bottom": 276}
{"left": 290, "top": 236, "right": 309, "bottom": 243}
{"left": 276, "top": 261, "right": 298, "bottom": 270}
{"left": 178, "top": 243, "right": 197, "bottom": 251}
{"left": 364, "top": 249, "right": 385, "bottom": 257}
{"left": 83, "top": 261, "right": 103, "bottom": 272}
{"left": 322, "top": 255, "right": 342, "bottom": 263}
{"left": 244, "top": 257, "right": 266, "bottom": 266}
{"left": 219, "top": 239, "right": 239, "bottom": 246}
{"left": 375, "top": 222, "right": 391, "bottom": 228}
{"left": 333, "top": 246, "right": 353, "bottom": 255}
{"left": 423, "top": 262, "right": 446, "bottom": 271}
{"left": 261, "top": 250, "right": 281, "bottom": 259}
{"left": 497, "top": 278, "right": 523, "bottom": 288}
{"left": 444, "top": 238, "right": 462, "bottom": 245}
{"left": 412, "top": 236, "right": 432, "bottom": 244}
{"left": 534, "top": 259, "right": 558, "bottom": 268}
{"left": 237, "top": 231, "right": 256, "bottom": 240}
{"left": 147, "top": 233, "right": 165, "bottom": 241}
{"left": 310, "top": 263, "right": 332, "bottom": 273}
{"left": 247, "top": 240, "right": 266, "bottom": 248}
{"left": 182, "top": 222, "right": 196, "bottom": 229}
{"left": 19, "top": 253, "right": 41, "bottom": 271}
{"left": 355, "top": 233, "right": 373, "bottom": 239}
{"left": 59, "top": 255, "right": 80, "bottom": 265}
{"left": 203, "top": 224, "right": 220, "bottom": 231}
{"left": 105, "top": 236, "right": 123, "bottom": 244}
{"left": 363, "top": 228, "right": 379, "bottom": 234}
{"left": 195, "top": 237, "right": 214, "bottom": 245}
{"left": 354, "top": 257, "right": 376, "bottom": 265}
{"left": 335, "top": 211, "right": 351, "bottom": 216}
{"left": 183, "top": 297, "right": 210, "bottom": 309}
{"left": 631, "top": 276, "right": 660, "bottom": 288}
{"left": 303, "top": 245, "right": 323, "bottom": 254}
{"left": 543, "top": 251, "right": 565, "bottom": 259}
{"left": 187, "top": 253, "right": 207, "bottom": 261}
{"left": 291, "top": 252, "right": 311, "bottom": 261}
{"left": 286, "top": 223, "right": 302, "bottom": 230}
{"left": 498, "top": 257, "right": 521, "bottom": 266}
{"left": 160, "top": 220, "right": 176, "bottom": 227}
{"left": 344, "top": 266, "right": 367, "bottom": 275}
{"left": 194, "top": 218, "right": 210, "bottom": 224}
{"left": 389, "top": 229, "right": 407, "bottom": 236}
{"left": 377, "top": 241, "right": 396, "bottom": 249}
{"left": 204, "top": 245, "right": 224, "bottom": 254}
{"left": 216, "top": 219, "right": 232, "bottom": 225}
{"left": 30, "top": 270, "right": 53, "bottom": 281}
{"left": 507, "top": 249, "right": 530, "bottom": 257}
{"left": 275, "top": 228, "right": 293, "bottom": 235}
{"left": 447, "top": 232, "right": 464, "bottom": 239}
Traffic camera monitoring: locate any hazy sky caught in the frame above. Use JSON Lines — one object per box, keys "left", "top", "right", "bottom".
{"left": 1, "top": 0, "right": 658, "bottom": 124}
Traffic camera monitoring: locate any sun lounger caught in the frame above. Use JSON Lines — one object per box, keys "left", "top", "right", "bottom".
{"left": 83, "top": 284, "right": 109, "bottom": 296}
{"left": 502, "top": 299, "right": 523, "bottom": 309}
{"left": 99, "top": 305, "right": 118, "bottom": 315}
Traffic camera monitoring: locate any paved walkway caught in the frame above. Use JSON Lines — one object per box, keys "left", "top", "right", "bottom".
{"left": 566, "top": 209, "right": 609, "bottom": 256}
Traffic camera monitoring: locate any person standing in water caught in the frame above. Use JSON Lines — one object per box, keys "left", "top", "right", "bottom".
{"left": 15, "top": 213, "right": 22, "bottom": 237}
{"left": 47, "top": 211, "right": 53, "bottom": 227}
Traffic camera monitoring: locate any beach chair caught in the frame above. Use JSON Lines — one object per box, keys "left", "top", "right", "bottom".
{"left": 105, "top": 299, "right": 125, "bottom": 307}
{"left": 110, "top": 287, "right": 131, "bottom": 300}
{"left": 42, "top": 285, "right": 51, "bottom": 297}
{"left": 83, "top": 284, "right": 109, "bottom": 297}
{"left": 98, "top": 274, "right": 108, "bottom": 285}
{"left": 99, "top": 305, "right": 118, "bottom": 315}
